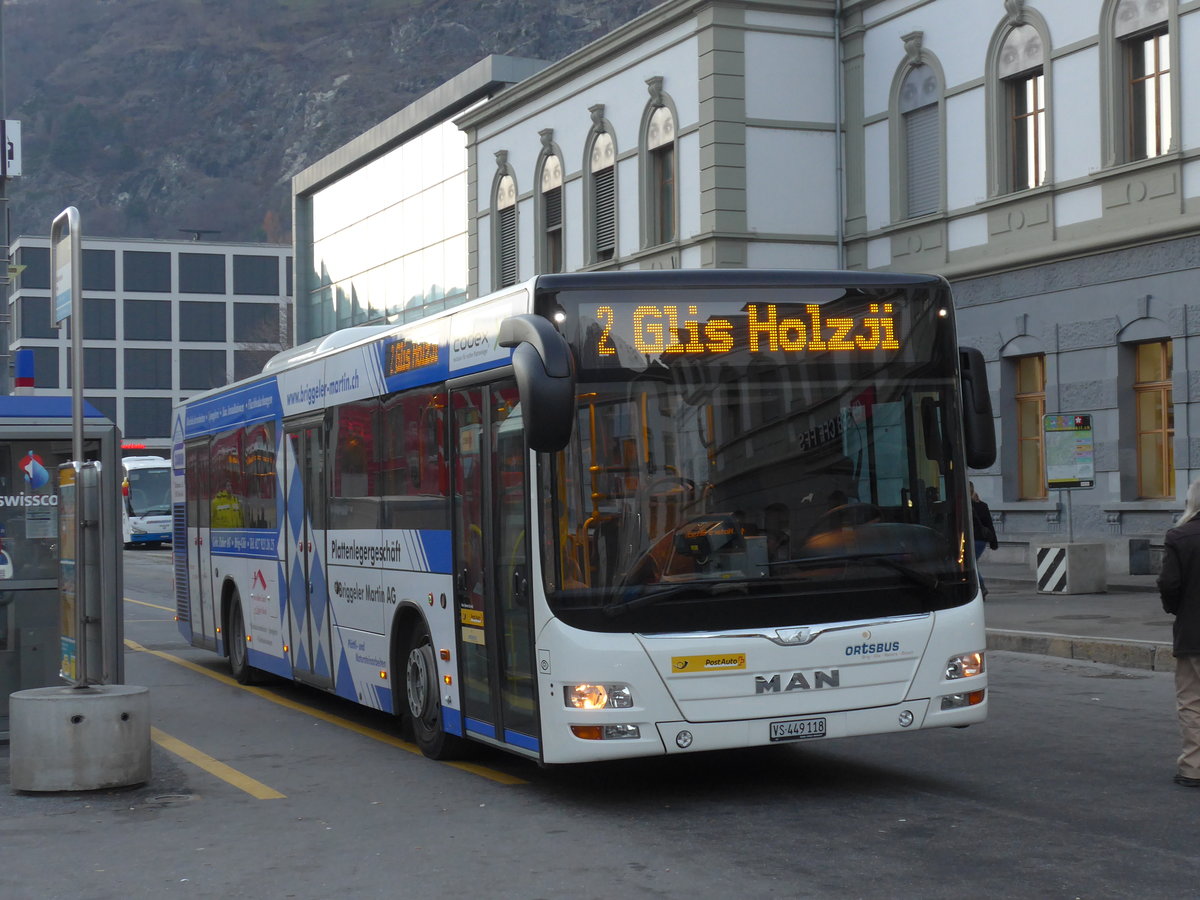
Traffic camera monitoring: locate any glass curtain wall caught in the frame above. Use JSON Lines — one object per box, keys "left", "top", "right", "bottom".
{"left": 303, "top": 117, "right": 472, "bottom": 342}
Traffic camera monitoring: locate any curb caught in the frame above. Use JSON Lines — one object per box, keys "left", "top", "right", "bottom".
{"left": 987, "top": 628, "right": 1175, "bottom": 672}
{"left": 985, "top": 576, "right": 1160, "bottom": 594}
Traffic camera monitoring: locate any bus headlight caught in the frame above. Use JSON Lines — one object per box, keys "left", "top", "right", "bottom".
{"left": 564, "top": 683, "right": 633, "bottom": 709}
{"left": 945, "top": 651, "right": 984, "bottom": 680}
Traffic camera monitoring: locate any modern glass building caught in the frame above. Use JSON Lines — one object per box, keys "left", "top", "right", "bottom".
{"left": 292, "top": 55, "right": 548, "bottom": 344}
{"left": 8, "top": 236, "right": 292, "bottom": 452}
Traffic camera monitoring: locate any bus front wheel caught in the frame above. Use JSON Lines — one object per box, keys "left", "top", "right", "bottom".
{"left": 403, "top": 621, "right": 463, "bottom": 760}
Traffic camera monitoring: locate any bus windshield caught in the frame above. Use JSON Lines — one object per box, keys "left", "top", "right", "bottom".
{"left": 126, "top": 465, "right": 172, "bottom": 517}
{"left": 543, "top": 283, "right": 974, "bottom": 634}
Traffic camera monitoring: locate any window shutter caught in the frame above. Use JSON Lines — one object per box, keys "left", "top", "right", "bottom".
{"left": 499, "top": 206, "right": 517, "bottom": 287}
{"left": 593, "top": 167, "right": 615, "bottom": 260}
{"left": 904, "top": 105, "right": 939, "bottom": 217}
{"left": 544, "top": 186, "right": 562, "bottom": 229}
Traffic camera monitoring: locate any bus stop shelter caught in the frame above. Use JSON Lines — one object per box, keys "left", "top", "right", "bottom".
{"left": 0, "top": 396, "right": 120, "bottom": 740}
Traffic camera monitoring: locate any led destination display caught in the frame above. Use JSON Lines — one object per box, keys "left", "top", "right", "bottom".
{"left": 590, "top": 301, "right": 901, "bottom": 360}
{"left": 383, "top": 337, "right": 440, "bottom": 377}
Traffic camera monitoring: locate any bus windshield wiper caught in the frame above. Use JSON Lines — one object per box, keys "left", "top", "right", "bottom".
{"left": 604, "top": 579, "right": 750, "bottom": 617}
{"left": 770, "top": 553, "right": 941, "bottom": 591}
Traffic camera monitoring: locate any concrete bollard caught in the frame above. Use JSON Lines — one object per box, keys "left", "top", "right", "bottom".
{"left": 1035, "top": 542, "right": 1107, "bottom": 594}
{"left": 9, "top": 684, "right": 151, "bottom": 792}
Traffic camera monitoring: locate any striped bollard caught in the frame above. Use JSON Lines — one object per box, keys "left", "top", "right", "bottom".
{"left": 1036, "top": 546, "right": 1068, "bottom": 593}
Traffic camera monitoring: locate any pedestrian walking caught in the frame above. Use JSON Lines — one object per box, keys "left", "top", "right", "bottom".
{"left": 1157, "top": 477, "right": 1200, "bottom": 788}
{"left": 970, "top": 482, "right": 997, "bottom": 599}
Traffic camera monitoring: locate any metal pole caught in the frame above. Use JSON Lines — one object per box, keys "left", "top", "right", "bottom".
{"left": 51, "top": 207, "right": 86, "bottom": 686}
{"left": 1067, "top": 489, "right": 1074, "bottom": 544}
{"left": 50, "top": 208, "right": 82, "bottom": 463}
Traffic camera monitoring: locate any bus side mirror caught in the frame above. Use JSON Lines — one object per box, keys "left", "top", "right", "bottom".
{"left": 959, "top": 346, "right": 996, "bottom": 469}
{"left": 498, "top": 314, "right": 576, "bottom": 452}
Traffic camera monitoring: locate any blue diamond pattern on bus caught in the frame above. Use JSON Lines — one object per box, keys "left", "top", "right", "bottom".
{"left": 288, "top": 495, "right": 304, "bottom": 537}
{"left": 311, "top": 557, "right": 330, "bottom": 678}
{"left": 276, "top": 559, "right": 288, "bottom": 622}
{"left": 335, "top": 651, "right": 357, "bottom": 701}
{"left": 289, "top": 555, "right": 307, "bottom": 620}
{"left": 372, "top": 684, "right": 393, "bottom": 712}
{"left": 314, "top": 641, "right": 330, "bottom": 679}
{"left": 310, "top": 554, "right": 327, "bottom": 626}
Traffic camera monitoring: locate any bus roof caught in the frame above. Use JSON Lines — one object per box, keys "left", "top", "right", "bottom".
{"left": 122, "top": 456, "right": 170, "bottom": 469}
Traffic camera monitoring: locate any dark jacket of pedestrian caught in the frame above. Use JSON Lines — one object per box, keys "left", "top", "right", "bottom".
{"left": 971, "top": 495, "right": 998, "bottom": 551}
{"left": 1157, "top": 517, "right": 1200, "bottom": 656}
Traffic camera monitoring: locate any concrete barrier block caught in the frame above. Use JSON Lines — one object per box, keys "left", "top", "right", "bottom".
{"left": 1036, "top": 542, "right": 1107, "bottom": 594}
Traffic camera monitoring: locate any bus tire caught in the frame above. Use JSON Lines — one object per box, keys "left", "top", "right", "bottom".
{"left": 227, "top": 595, "right": 257, "bottom": 685}
{"left": 403, "top": 620, "right": 463, "bottom": 760}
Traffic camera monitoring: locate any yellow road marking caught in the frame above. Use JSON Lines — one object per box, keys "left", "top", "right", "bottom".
{"left": 150, "top": 726, "right": 286, "bottom": 800}
{"left": 125, "top": 639, "right": 526, "bottom": 785}
{"left": 125, "top": 597, "right": 173, "bottom": 612}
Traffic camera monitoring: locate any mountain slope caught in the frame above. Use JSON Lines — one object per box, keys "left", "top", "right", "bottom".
{"left": 5, "top": 0, "right": 658, "bottom": 241}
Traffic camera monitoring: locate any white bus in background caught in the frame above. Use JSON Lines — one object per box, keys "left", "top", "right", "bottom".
{"left": 122, "top": 455, "right": 172, "bottom": 549}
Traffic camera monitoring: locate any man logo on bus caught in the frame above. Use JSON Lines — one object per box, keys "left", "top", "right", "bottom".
{"left": 20, "top": 451, "right": 48, "bottom": 490}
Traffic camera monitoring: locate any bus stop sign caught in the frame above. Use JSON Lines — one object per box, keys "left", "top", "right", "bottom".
{"left": 1044, "top": 414, "right": 1095, "bottom": 490}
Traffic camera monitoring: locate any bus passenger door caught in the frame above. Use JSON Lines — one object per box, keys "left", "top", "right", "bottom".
{"left": 451, "top": 381, "right": 538, "bottom": 755}
{"left": 184, "top": 440, "right": 216, "bottom": 651}
{"left": 285, "top": 418, "right": 333, "bottom": 688}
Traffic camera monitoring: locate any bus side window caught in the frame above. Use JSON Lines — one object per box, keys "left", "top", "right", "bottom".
{"left": 381, "top": 388, "right": 449, "bottom": 531}
{"left": 330, "top": 400, "right": 380, "bottom": 531}
{"left": 244, "top": 424, "right": 277, "bottom": 530}
{"left": 210, "top": 429, "right": 245, "bottom": 529}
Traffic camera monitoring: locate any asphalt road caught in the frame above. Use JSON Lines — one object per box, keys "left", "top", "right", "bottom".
{"left": 0, "top": 547, "right": 1195, "bottom": 899}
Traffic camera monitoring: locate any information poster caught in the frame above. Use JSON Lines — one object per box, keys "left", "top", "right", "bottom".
{"left": 1044, "top": 414, "right": 1095, "bottom": 490}
{"left": 58, "top": 464, "right": 77, "bottom": 683}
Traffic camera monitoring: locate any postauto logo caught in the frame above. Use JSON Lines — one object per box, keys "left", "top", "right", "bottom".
{"left": 20, "top": 451, "right": 49, "bottom": 490}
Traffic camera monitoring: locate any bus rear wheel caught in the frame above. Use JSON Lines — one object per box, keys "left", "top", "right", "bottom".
{"left": 403, "top": 621, "right": 463, "bottom": 760}
{"left": 228, "top": 596, "right": 257, "bottom": 685}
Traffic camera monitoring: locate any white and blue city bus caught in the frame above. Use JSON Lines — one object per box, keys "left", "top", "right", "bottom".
{"left": 122, "top": 455, "right": 172, "bottom": 549}
{"left": 173, "top": 270, "right": 996, "bottom": 764}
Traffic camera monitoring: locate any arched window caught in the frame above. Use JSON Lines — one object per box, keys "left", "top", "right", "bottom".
{"left": 538, "top": 149, "right": 564, "bottom": 273}
{"left": 586, "top": 106, "right": 618, "bottom": 264}
{"left": 889, "top": 35, "right": 946, "bottom": 224}
{"left": 998, "top": 24, "right": 1047, "bottom": 190}
{"left": 1134, "top": 339, "right": 1174, "bottom": 498}
{"left": 642, "top": 90, "right": 677, "bottom": 247}
{"left": 494, "top": 172, "right": 518, "bottom": 288}
{"left": 898, "top": 63, "right": 941, "bottom": 218}
{"left": 1102, "top": 0, "right": 1176, "bottom": 165}
{"left": 1013, "top": 354, "right": 1047, "bottom": 499}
